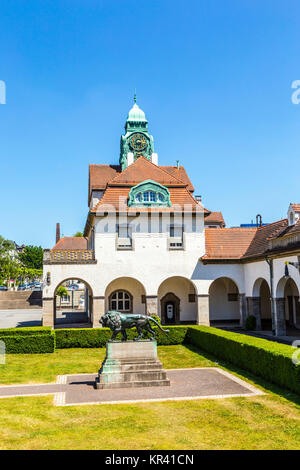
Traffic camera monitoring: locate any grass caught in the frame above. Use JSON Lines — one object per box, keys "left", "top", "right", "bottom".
{"left": 0, "top": 345, "right": 300, "bottom": 450}
{"left": 0, "top": 344, "right": 215, "bottom": 385}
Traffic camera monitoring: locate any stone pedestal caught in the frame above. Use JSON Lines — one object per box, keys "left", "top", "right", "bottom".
{"left": 95, "top": 340, "right": 170, "bottom": 389}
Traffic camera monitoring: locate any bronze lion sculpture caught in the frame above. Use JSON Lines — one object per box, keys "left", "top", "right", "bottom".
{"left": 100, "top": 311, "right": 169, "bottom": 342}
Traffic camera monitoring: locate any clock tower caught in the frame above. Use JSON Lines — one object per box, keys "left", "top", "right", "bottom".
{"left": 120, "top": 95, "right": 157, "bottom": 170}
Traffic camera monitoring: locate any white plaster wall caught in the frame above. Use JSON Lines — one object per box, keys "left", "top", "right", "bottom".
{"left": 209, "top": 279, "right": 240, "bottom": 320}
{"left": 243, "top": 256, "right": 300, "bottom": 298}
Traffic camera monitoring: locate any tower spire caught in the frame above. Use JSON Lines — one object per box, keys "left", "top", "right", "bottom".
{"left": 134, "top": 89, "right": 137, "bottom": 104}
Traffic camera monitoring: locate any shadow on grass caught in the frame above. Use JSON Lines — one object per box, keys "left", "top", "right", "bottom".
{"left": 183, "top": 343, "right": 300, "bottom": 408}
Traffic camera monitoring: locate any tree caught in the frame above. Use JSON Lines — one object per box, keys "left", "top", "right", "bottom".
{"left": 19, "top": 245, "right": 43, "bottom": 270}
{"left": 56, "top": 286, "right": 68, "bottom": 307}
{"left": 0, "top": 236, "right": 18, "bottom": 287}
{"left": 74, "top": 232, "right": 83, "bottom": 237}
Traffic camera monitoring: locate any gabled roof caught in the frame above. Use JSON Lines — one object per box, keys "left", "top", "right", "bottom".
{"left": 91, "top": 186, "right": 205, "bottom": 213}
{"left": 202, "top": 228, "right": 257, "bottom": 260}
{"left": 52, "top": 237, "right": 88, "bottom": 251}
{"left": 108, "top": 157, "right": 186, "bottom": 186}
{"left": 269, "top": 219, "right": 300, "bottom": 240}
{"left": 290, "top": 203, "right": 300, "bottom": 212}
{"left": 89, "top": 164, "right": 121, "bottom": 193}
{"left": 242, "top": 219, "right": 288, "bottom": 259}
{"left": 204, "top": 211, "right": 226, "bottom": 227}
{"left": 160, "top": 166, "right": 195, "bottom": 192}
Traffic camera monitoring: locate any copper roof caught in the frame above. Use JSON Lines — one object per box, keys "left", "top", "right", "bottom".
{"left": 52, "top": 237, "right": 88, "bottom": 251}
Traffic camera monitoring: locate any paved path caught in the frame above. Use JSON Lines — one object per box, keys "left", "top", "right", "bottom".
{"left": 0, "top": 309, "right": 42, "bottom": 329}
{"left": 0, "top": 368, "right": 264, "bottom": 407}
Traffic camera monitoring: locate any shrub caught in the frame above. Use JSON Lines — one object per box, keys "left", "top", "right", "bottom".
{"left": 55, "top": 326, "right": 188, "bottom": 349}
{"left": 245, "top": 315, "right": 256, "bottom": 330}
{"left": 0, "top": 333, "right": 55, "bottom": 354}
{"left": 186, "top": 326, "right": 300, "bottom": 394}
{"left": 151, "top": 314, "right": 161, "bottom": 325}
{"left": 0, "top": 327, "right": 51, "bottom": 337}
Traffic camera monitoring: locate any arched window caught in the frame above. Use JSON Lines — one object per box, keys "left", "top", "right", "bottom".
{"left": 109, "top": 290, "right": 132, "bottom": 312}
{"left": 128, "top": 180, "right": 171, "bottom": 207}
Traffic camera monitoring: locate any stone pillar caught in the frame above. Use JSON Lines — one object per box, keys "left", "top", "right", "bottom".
{"left": 42, "top": 298, "right": 54, "bottom": 328}
{"left": 239, "top": 294, "right": 247, "bottom": 328}
{"left": 275, "top": 298, "right": 286, "bottom": 336}
{"left": 92, "top": 296, "right": 105, "bottom": 328}
{"left": 252, "top": 297, "right": 262, "bottom": 330}
{"left": 146, "top": 296, "right": 158, "bottom": 316}
{"left": 197, "top": 295, "right": 210, "bottom": 326}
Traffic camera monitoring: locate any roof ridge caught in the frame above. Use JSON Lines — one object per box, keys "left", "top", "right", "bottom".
{"left": 109, "top": 157, "right": 186, "bottom": 185}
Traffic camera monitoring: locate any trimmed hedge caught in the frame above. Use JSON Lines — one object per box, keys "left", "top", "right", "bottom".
{"left": 0, "top": 333, "right": 55, "bottom": 354}
{"left": 186, "top": 326, "right": 300, "bottom": 394}
{"left": 55, "top": 326, "right": 188, "bottom": 349}
{"left": 0, "top": 327, "right": 52, "bottom": 337}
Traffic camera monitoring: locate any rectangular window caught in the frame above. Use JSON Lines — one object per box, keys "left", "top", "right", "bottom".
{"left": 61, "top": 295, "right": 70, "bottom": 303}
{"left": 169, "top": 225, "right": 184, "bottom": 249}
{"left": 228, "top": 293, "right": 238, "bottom": 302}
{"left": 117, "top": 225, "right": 132, "bottom": 249}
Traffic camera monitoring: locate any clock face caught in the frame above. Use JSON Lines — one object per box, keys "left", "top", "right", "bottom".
{"left": 129, "top": 133, "right": 147, "bottom": 152}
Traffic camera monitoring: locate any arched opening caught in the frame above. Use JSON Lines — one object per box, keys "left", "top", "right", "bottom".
{"left": 54, "top": 278, "right": 93, "bottom": 327}
{"left": 105, "top": 277, "right": 146, "bottom": 315}
{"left": 209, "top": 277, "right": 240, "bottom": 324}
{"left": 252, "top": 278, "right": 271, "bottom": 330}
{"left": 284, "top": 278, "right": 300, "bottom": 327}
{"left": 157, "top": 276, "right": 197, "bottom": 325}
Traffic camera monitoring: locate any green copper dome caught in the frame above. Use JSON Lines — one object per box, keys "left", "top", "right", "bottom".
{"left": 127, "top": 103, "right": 147, "bottom": 122}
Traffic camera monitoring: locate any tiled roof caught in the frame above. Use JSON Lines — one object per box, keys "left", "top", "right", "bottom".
{"left": 203, "top": 228, "right": 257, "bottom": 260}
{"left": 160, "top": 166, "right": 195, "bottom": 192}
{"left": 52, "top": 237, "right": 88, "bottom": 251}
{"left": 91, "top": 186, "right": 206, "bottom": 213}
{"left": 270, "top": 220, "right": 300, "bottom": 240}
{"left": 89, "top": 164, "right": 121, "bottom": 191}
{"left": 109, "top": 157, "right": 186, "bottom": 186}
{"left": 204, "top": 211, "right": 225, "bottom": 227}
{"left": 242, "top": 219, "right": 288, "bottom": 259}
{"left": 291, "top": 204, "right": 300, "bottom": 212}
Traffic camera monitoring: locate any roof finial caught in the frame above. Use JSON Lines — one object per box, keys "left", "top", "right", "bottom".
{"left": 134, "top": 89, "right": 137, "bottom": 104}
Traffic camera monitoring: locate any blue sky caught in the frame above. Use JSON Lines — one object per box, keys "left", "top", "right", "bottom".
{"left": 0, "top": 0, "right": 299, "bottom": 248}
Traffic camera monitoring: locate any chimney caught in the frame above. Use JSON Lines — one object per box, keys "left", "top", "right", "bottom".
{"left": 56, "top": 223, "right": 60, "bottom": 244}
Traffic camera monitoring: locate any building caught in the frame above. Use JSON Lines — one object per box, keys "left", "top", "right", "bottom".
{"left": 42, "top": 99, "right": 300, "bottom": 336}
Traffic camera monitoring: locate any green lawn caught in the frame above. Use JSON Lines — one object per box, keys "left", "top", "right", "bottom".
{"left": 0, "top": 345, "right": 300, "bottom": 450}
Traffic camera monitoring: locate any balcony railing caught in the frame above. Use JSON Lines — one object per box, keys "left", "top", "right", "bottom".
{"left": 43, "top": 249, "right": 96, "bottom": 264}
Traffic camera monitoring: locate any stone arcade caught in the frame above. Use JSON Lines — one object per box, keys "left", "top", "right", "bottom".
{"left": 42, "top": 98, "right": 300, "bottom": 337}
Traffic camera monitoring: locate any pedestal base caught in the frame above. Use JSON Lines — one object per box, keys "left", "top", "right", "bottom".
{"left": 95, "top": 340, "right": 170, "bottom": 389}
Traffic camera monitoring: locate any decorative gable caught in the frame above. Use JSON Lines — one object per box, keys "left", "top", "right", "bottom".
{"left": 128, "top": 180, "right": 171, "bottom": 207}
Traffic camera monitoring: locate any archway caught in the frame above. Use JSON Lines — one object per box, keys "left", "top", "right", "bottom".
{"left": 284, "top": 278, "right": 300, "bottom": 327}
{"left": 252, "top": 278, "right": 271, "bottom": 330}
{"left": 157, "top": 276, "right": 197, "bottom": 325}
{"left": 209, "top": 277, "right": 240, "bottom": 324}
{"left": 105, "top": 277, "right": 146, "bottom": 315}
{"left": 54, "top": 278, "right": 93, "bottom": 326}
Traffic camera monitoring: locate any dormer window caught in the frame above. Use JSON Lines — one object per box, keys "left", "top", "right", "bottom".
{"left": 290, "top": 212, "right": 294, "bottom": 226}
{"left": 128, "top": 180, "right": 171, "bottom": 207}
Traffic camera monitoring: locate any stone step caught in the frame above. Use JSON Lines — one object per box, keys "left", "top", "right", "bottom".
{"left": 99, "top": 369, "right": 168, "bottom": 384}
{"left": 96, "top": 378, "right": 170, "bottom": 390}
